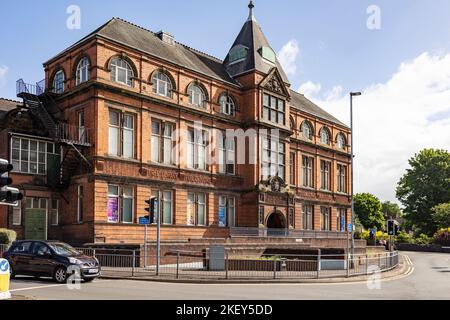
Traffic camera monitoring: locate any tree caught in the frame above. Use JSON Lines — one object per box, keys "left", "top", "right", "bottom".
{"left": 382, "top": 201, "right": 402, "bottom": 219}
{"left": 354, "top": 193, "right": 385, "bottom": 231}
{"left": 431, "top": 203, "right": 450, "bottom": 229}
{"left": 396, "top": 149, "right": 450, "bottom": 235}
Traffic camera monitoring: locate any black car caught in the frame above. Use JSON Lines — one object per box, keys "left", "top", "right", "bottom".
{"left": 2, "top": 240, "right": 101, "bottom": 283}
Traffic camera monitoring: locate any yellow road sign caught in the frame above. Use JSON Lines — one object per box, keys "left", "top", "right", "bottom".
{"left": 0, "top": 258, "right": 11, "bottom": 299}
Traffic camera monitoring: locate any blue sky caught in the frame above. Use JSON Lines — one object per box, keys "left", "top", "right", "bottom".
{"left": 1, "top": 0, "right": 450, "bottom": 99}
{"left": 1, "top": 0, "right": 450, "bottom": 203}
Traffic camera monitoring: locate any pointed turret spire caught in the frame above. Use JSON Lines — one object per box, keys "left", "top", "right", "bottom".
{"left": 223, "top": 1, "right": 290, "bottom": 85}
{"left": 248, "top": 1, "right": 256, "bottom": 21}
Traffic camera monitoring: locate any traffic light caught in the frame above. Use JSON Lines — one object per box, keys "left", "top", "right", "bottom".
{"left": 144, "top": 197, "right": 157, "bottom": 223}
{"left": 387, "top": 220, "right": 395, "bottom": 236}
{"left": 0, "top": 159, "right": 23, "bottom": 206}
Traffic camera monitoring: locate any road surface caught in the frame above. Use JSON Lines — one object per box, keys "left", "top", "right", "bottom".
{"left": 8, "top": 251, "right": 450, "bottom": 300}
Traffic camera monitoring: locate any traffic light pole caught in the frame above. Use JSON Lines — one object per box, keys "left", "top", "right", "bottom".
{"left": 144, "top": 224, "right": 148, "bottom": 268}
{"left": 156, "top": 190, "right": 161, "bottom": 276}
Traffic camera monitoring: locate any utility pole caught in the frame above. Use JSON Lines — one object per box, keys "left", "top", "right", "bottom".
{"left": 350, "top": 92, "right": 361, "bottom": 258}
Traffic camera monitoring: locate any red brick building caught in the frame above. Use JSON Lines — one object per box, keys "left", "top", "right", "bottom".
{"left": 0, "top": 3, "right": 351, "bottom": 245}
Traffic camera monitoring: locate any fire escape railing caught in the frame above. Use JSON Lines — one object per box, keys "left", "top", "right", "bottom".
{"left": 16, "top": 79, "right": 92, "bottom": 146}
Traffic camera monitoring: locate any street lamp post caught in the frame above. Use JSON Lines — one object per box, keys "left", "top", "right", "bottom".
{"left": 350, "top": 92, "right": 361, "bottom": 258}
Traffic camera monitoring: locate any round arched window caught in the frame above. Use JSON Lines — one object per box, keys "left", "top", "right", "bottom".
{"left": 320, "top": 127, "right": 331, "bottom": 145}
{"left": 152, "top": 71, "right": 173, "bottom": 98}
{"left": 110, "top": 57, "right": 134, "bottom": 87}
{"left": 301, "top": 121, "right": 313, "bottom": 140}
{"left": 337, "top": 133, "right": 346, "bottom": 149}
{"left": 76, "top": 57, "right": 90, "bottom": 85}
{"left": 53, "top": 70, "right": 65, "bottom": 94}
{"left": 188, "top": 84, "right": 206, "bottom": 108}
{"left": 219, "top": 94, "right": 236, "bottom": 116}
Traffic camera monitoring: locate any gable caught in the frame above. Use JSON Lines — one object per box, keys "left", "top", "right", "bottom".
{"left": 259, "top": 68, "right": 291, "bottom": 98}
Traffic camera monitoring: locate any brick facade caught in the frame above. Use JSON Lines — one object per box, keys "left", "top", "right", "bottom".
{"left": 1, "top": 7, "right": 351, "bottom": 246}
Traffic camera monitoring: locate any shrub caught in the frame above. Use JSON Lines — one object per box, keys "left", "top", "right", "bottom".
{"left": 433, "top": 228, "right": 450, "bottom": 246}
{"left": 0, "top": 229, "right": 17, "bottom": 245}
{"left": 396, "top": 231, "right": 413, "bottom": 244}
{"left": 413, "top": 233, "right": 432, "bottom": 245}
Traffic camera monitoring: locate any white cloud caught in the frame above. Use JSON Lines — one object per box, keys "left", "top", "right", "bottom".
{"left": 0, "top": 65, "right": 8, "bottom": 87}
{"left": 278, "top": 40, "right": 300, "bottom": 76}
{"left": 298, "top": 81, "right": 322, "bottom": 98}
{"left": 324, "top": 85, "right": 343, "bottom": 101}
{"left": 304, "top": 52, "right": 450, "bottom": 203}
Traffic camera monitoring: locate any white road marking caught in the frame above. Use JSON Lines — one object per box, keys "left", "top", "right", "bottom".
{"left": 10, "top": 280, "right": 113, "bottom": 292}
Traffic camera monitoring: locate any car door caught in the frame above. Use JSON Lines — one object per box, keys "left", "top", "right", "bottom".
{"left": 8, "top": 242, "right": 34, "bottom": 275}
{"left": 29, "top": 242, "right": 55, "bottom": 276}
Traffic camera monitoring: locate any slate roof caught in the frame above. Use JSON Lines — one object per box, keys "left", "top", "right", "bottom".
{"left": 43, "top": 8, "right": 345, "bottom": 127}
{"left": 0, "top": 98, "right": 20, "bottom": 123}
{"left": 290, "top": 90, "right": 348, "bottom": 128}
{"left": 223, "top": 10, "right": 289, "bottom": 84}
{"left": 45, "top": 18, "right": 240, "bottom": 87}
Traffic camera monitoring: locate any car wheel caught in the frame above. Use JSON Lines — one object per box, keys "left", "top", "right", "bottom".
{"left": 54, "top": 266, "right": 67, "bottom": 284}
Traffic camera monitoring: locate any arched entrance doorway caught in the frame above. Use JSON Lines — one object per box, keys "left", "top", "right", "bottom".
{"left": 266, "top": 211, "right": 286, "bottom": 229}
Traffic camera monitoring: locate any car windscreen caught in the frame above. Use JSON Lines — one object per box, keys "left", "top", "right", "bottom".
{"left": 48, "top": 243, "right": 81, "bottom": 256}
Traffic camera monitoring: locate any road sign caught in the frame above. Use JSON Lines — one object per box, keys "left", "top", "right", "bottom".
{"left": 0, "top": 259, "right": 11, "bottom": 300}
{"left": 139, "top": 217, "right": 151, "bottom": 225}
{"left": 347, "top": 223, "right": 353, "bottom": 232}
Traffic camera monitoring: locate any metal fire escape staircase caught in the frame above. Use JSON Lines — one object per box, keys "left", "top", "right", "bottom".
{"left": 16, "top": 79, "right": 92, "bottom": 188}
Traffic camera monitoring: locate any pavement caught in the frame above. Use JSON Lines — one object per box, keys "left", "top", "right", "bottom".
{"left": 6, "top": 251, "right": 450, "bottom": 300}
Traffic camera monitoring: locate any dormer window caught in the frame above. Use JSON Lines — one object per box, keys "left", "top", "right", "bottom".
{"left": 110, "top": 57, "right": 134, "bottom": 87}
{"left": 228, "top": 45, "right": 248, "bottom": 64}
{"left": 219, "top": 94, "right": 236, "bottom": 116}
{"left": 53, "top": 70, "right": 65, "bottom": 94}
{"left": 152, "top": 71, "right": 173, "bottom": 98}
{"left": 259, "top": 46, "right": 276, "bottom": 64}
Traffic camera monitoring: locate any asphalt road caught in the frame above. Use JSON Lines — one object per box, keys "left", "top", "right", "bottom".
{"left": 8, "top": 251, "right": 450, "bottom": 300}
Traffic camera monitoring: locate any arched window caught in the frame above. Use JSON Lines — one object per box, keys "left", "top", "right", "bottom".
{"left": 219, "top": 94, "right": 236, "bottom": 116}
{"left": 76, "top": 57, "right": 90, "bottom": 85}
{"left": 53, "top": 70, "right": 65, "bottom": 94}
{"left": 320, "top": 127, "right": 331, "bottom": 145}
{"left": 110, "top": 57, "right": 134, "bottom": 87}
{"left": 152, "top": 71, "right": 173, "bottom": 98}
{"left": 337, "top": 133, "right": 346, "bottom": 150}
{"left": 188, "top": 84, "right": 206, "bottom": 108}
{"left": 301, "top": 121, "right": 313, "bottom": 140}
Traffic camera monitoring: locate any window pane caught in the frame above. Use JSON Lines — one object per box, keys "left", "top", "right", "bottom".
{"left": 109, "top": 127, "right": 119, "bottom": 155}
{"left": 123, "top": 129, "right": 134, "bottom": 158}
{"left": 122, "top": 198, "right": 133, "bottom": 223}
{"left": 108, "top": 185, "right": 119, "bottom": 196}
{"left": 163, "top": 137, "right": 172, "bottom": 164}
{"left": 107, "top": 197, "right": 119, "bottom": 223}
{"left": 198, "top": 201, "right": 206, "bottom": 226}
{"left": 187, "top": 193, "right": 195, "bottom": 226}
{"left": 162, "top": 191, "right": 172, "bottom": 224}
{"left": 109, "top": 111, "right": 119, "bottom": 126}
{"left": 151, "top": 135, "right": 160, "bottom": 163}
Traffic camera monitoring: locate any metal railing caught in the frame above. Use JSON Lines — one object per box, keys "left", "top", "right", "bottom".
{"left": 57, "top": 123, "right": 91, "bottom": 146}
{"left": 230, "top": 227, "right": 349, "bottom": 239}
{"left": 77, "top": 247, "right": 399, "bottom": 281}
{"left": 16, "top": 79, "right": 45, "bottom": 96}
